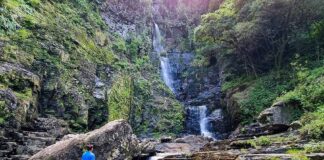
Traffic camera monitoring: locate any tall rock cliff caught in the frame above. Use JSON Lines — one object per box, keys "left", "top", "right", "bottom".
{"left": 0, "top": 0, "right": 185, "bottom": 158}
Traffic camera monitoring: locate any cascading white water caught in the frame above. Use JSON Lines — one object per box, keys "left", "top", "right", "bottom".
{"left": 153, "top": 23, "right": 175, "bottom": 92}
{"left": 198, "top": 105, "right": 215, "bottom": 139}
{"left": 160, "top": 57, "right": 175, "bottom": 93}
{"left": 153, "top": 24, "right": 164, "bottom": 54}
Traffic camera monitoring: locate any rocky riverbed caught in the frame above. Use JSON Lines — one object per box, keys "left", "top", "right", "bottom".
{"left": 139, "top": 131, "right": 324, "bottom": 160}
{"left": 2, "top": 116, "right": 320, "bottom": 160}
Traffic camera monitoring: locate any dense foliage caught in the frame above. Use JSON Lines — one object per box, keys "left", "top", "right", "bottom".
{"left": 195, "top": 0, "right": 324, "bottom": 75}
{"left": 194, "top": 0, "right": 324, "bottom": 127}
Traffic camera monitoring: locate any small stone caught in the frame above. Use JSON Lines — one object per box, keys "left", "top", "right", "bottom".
{"left": 160, "top": 136, "right": 172, "bottom": 143}
{"left": 290, "top": 121, "right": 302, "bottom": 130}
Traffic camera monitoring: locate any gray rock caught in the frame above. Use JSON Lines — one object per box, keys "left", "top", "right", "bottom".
{"left": 289, "top": 121, "right": 302, "bottom": 130}
{"left": 174, "top": 135, "right": 212, "bottom": 144}
{"left": 32, "top": 117, "right": 70, "bottom": 138}
{"left": 30, "top": 120, "right": 139, "bottom": 160}
{"left": 258, "top": 101, "right": 299, "bottom": 126}
{"left": 93, "top": 77, "right": 106, "bottom": 99}
{"left": 138, "top": 139, "right": 158, "bottom": 155}
{"left": 155, "top": 143, "right": 193, "bottom": 153}
{"left": 100, "top": 0, "right": 151, "bottom": 39}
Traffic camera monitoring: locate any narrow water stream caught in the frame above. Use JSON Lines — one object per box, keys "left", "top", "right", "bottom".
{"left": 199, "top": 105, "right": 215, "bottom": 139}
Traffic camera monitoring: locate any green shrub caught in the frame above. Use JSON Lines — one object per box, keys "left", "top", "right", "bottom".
{"left": 286, "top": 149, "right": 309, "bottom": 160}
{"left": 126, "top": 36, "right": 142, "bottom": 61}
{"left": 239, "top": 73, "right": 294, "bottom": 123}
{"left": 108, "top": 75, "right": 133, "bottom": 121}
{"left": 278, "top": 66, "right": 324, "bottom": 111}
{"left": 0, "top": 100, "right": 12, "bottom": 125}
{"left": 300, "top": 106, "right": 324, "bottom": 140}
{"left": 112, "top": 35, "right": 126, "bottom": 53}
{"left": 24, "top": 15, "right": 38, "bottom": 28}
{"left": 14, "top": 88, "right": 33, "bottom": 101}
{"left": 247, "top": 136, "right": 272, "bottom": 148}
{"left": 3, "top": 0, "right": 22, "bottom": 9}
{"left": 28, "top": 0, "right": 41, "bottom": 8}
{"left": 304, "top": 142, "right": 324, "bottom": 153}
{"left": 16, "top": 29, "right": 32, "bottom": 39}
{"left": 0, "top": 14, "right": 19, "bottom": 33}
{"left": 221, "top": 76, "right": 252, "bottom": 92}
{"left": 257, "top": 136, "right": 272, "bottom": 146}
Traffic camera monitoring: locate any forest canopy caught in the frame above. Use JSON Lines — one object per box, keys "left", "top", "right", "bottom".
{"left": 195, "top": 0, "right": 324, "bottom": 77}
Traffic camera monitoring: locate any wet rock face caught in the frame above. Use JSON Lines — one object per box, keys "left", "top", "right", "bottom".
{"left": 30, "top": 120, "right": 139, "bottom": 160}
{"left": 181, "top": 65, "right": 221, "bottom": 109}
{"left": 163, "top": 52, "right": 221, "bottom": 109}
{"left": 185, "top": 107, "right": 201, "bottom": 134}
{"left": 161, "top": 52, "right": 193, "bottom": 95}
{"left": 209, "top": 109, "right": 228, "bottom": 135}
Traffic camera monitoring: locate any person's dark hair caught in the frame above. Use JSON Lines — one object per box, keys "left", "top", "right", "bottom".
{"left": 86, "top": 144, "right": 93, "bottom": 151}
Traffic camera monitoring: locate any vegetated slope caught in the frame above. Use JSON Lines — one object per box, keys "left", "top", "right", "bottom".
{"left": 194, "top": 0, "right": 324, "bottom": 139}
{"left": 0, "top": 0, "right": 184, "bottom": 136}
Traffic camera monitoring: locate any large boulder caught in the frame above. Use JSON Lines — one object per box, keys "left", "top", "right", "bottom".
{"left": 257, "top": 101, "right": 302, "bottom": 134}
{"left": 258, "top": 101, "right": 300, "bottom": 126}
{"left": 30, "top": 120, "right": 139, "bottom": 160}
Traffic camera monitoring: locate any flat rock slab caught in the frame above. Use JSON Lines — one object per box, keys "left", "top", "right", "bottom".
{"left": 192, "top": 151, "right": 239, "bottom": 160}
{"left": 155, "top": 143, "right": 193, "bottom": 153}
{"left": 30, "top": 120, "right": 139, "bottom": 160}
{"left": 239, "top": 153, "right": 324, "bottom": 160}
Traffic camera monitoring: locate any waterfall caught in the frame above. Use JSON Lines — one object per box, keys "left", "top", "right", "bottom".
{"left": 160, "top": 57, "right": 175, "bottom": 93}
{"left": 153, "top": 23, "right": 175, "bottom": 92}
{"left": 153, "top": 23, "right": 164, "bottom": 54}
{"left": 185, "top": 106, "right": 215, "bottom": 138}
{"left": 198, "top": 105, "right": 215, "bottom": 139}
{"left": 153, "top": 23, "right": 219, "bottom": 139}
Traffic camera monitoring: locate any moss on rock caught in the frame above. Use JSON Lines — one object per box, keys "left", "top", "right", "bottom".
{"left": 108, "top": 75, "right": 133, "bottom": 121}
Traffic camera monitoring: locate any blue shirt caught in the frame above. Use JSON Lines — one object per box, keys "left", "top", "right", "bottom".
{"left": 82, "top": 151, "right": 95, "bottom": 160}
